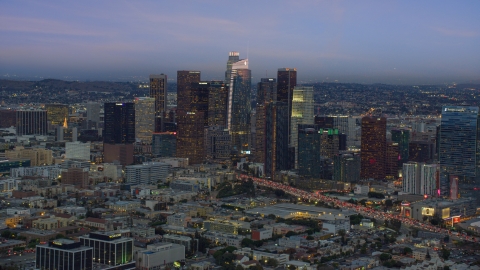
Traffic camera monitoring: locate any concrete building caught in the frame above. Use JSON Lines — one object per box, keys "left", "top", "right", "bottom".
{"left": 125, "top": 162, "right": 170, "bottom": 185}
{"left": 203, "top": 231, "right": 245, "bottom": 248}
{"left": 134, "top": 97, "right": 155, "bottom": 143}
{"left": 65, "top": 141, "right": 90, "bottom": 161}
{"left": 136, "top": 242, "right": 185, "bottom": 270}
{"left": 5, "top": 146, "right": 52, "bottom": 166}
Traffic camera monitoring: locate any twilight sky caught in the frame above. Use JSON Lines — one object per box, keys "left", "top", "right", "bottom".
{"left": 1, "top": 0, "right": 480, "bottom": 84}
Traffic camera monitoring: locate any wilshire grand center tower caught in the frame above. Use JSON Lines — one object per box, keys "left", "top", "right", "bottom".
{"left": 226, "top": 52, "right": 251, "bottom": 153}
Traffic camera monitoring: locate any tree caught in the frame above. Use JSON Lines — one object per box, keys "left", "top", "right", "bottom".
{"left": 379, "top": 253, "right": 392, "bottom": 261}
{"left": 241, "top": 238, "right": 254, "bottom": 248}
{"left": 266, "top": 259, "right": 278, "bottom": 267}
{"left": 385, "top": 199, "right": 393, "bottom": 207}
{"left": 441, "top": 247, "right": 450, "bottom": 260}
{"left": 285, "top": 231, "right": 296, "bottom": 237}
{"left": 306, "top": 235, "right": 314, "bottom": 240}
{"left": 360, "top": 247, "right": 367, "bottom": 254}
{"left": 403, "top": 247, "right": 412, "bottom": 255}
{"left": 55, "top": 234, "right": 65, "bottom": 239}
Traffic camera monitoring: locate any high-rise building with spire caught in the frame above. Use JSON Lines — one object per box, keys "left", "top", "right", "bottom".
{"left": 226, "top": 53, "right": 251, "bottom": 153}
{"left": 225, "top": 51, "right": 240, "bottom": 82}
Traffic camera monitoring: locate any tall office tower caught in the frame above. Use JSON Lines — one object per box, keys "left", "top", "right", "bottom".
{"left": 253, "top": 78, "right": 277, "bottom": 163}
{"left": 257, "top": 78, "right": 277, "bottom": 105}
{"left": 177, "top": 70, "right": 201, "bottom": 111}
{"left": 314, "top": 116, "right": 334, "bottom": 128}
{"left": 45, "top": 104, "right": 69, "bottom": 126}
{"left": 409, "top": 141, "right": 434, "bottom": 163}
{"left": 149, "top": 74, "right": 167, "bottom": 132}
{"left": 36, "top": 239, "right": 93, "bottom": 270}
{"left": 319, "top": 128, "right": 339, "bottom": 159}
{"left": 0, "top": 109, "right": 16, "bottom": 128}
{"left": 207, "top": 81, "right": 229, "bottom": 126}
{"left": 264, "top": 102, "right": 288, "bottom": 179}
{"left": 331, "top": 116, "right": 357, "bottom": 147}
{"left": 277, "top": 68, "right": 297, "bottom": 141}
{"left": 298, "top": 125, "right": 322, "bottom": 178}
{"left": 333, "top": 153, "right": 361, "bottom": 183}
{"left": 79, "top": 232, "right": 134, "bottom": 269}
{"left": 360, "top": 116, "right": 387, "bottom": 180}
{"left": 176, "top": 111, "right": 205, "bottom": 165}
{"left": 152, "top": 132, "right": 176, "bottom": 157}
{"left": 134, "top": 97, "right": 155, "bottom": 143}
{"left": 176, "top": 81, "right": 209, "bottom": 164}
{"left": 403, "top": 162, "right": 421, "bottom": 194}
{"left": 291, "top": 86, "right": 314, "bottom": 168}
{"left": 439, "top": 106, "right": 479, "bottom": 199}
{"left": 420, "top": 163, "right": 439, "bottom": 196}
{"left": 205, "top": 126, "right": 232, "bottom": 160}
{"left": 227, "top": 57, "right": 251, "bottom": 152}
{"left": 65, "top": 141, "right": 90, "bottom": 160}
{"left": 16, "top": 110, "right": 48, "bottom": 136}
{"left": 86, "top": 102, "right": 100, "bottom": 128}
{"left": 386, "top": 142, "right": 400, "bottom": 179}
{"left": 225, "top": 51, "right": 240, "bottom": 82}
{"left": 103, "top": 102, "right": 135, "bottom": 165}
{"left": 254, "top": 104, "right": 266, "bottom": 163}
{"left": 391, "top": 129, "right": 410, "bottom": 165}
{"left": 189, "top": 82, "right": 209, "bottom": 121}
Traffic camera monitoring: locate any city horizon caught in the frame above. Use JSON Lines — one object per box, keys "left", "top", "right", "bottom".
{"left": 1, "top": 1, "right": 480, "bottom": 85}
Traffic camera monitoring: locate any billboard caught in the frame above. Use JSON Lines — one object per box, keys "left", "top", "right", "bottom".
{"left": 421, "top": 207, "right": 435, "bottom": 216}
{"left": 441, "top": 208, "right": 450, "bottom": 219}
{"left": 449, "top": 175, "right": 459, "bottom": 200}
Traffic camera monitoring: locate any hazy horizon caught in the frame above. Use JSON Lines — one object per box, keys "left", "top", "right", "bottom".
{"left": 1, "top": 1, "right": 480, "bottom": 85}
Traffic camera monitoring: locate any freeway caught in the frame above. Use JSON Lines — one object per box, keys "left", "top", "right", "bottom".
{"left": 238, "top": 174, "right": 477, "bottom": 243}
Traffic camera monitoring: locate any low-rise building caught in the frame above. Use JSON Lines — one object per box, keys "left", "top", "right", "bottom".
{"left": 162, "top": 234, "right": 192, "bottom": 252}
{"left": 203, "top": 232, "right": 245, "bottom": 248}
{"left": 136, "top": 242, "right": 185, "bottom": 270}
{"left": 251, "top": 227, "right": 273, "bottom": 241}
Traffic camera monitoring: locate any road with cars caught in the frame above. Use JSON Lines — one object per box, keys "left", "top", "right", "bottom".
{"left": 238, "top": 174, "right": 477, "bottom": 243}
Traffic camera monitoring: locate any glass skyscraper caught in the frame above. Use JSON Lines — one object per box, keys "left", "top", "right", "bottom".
{"left": 227, "top": 56, "right": 251, "bottom": 153}
{"left": 439, "top": 106, "right": 479, "bottom": 199}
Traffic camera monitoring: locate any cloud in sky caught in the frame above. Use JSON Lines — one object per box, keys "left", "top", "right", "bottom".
{"left": 0, "top": 0, "right": 480, "bottom": 84}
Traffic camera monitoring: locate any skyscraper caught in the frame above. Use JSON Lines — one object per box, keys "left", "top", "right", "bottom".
{"left": 207, "top": 81, "right": 229, "bottom": 127}
{"left": 149, "top": 74, "right": 167, "bottom": 132}
{"left": 298, "top": 125, "right": 321, "bottom": 178}
{"left": 134, "top": 97, "right": 155, "bottom": 143}
{"left": 264, "top": 102, "right": 288, "bottom": 179}
{"left": 16, "top": 109, "right": 48, "bottom": 136}
{"left": 439, "top": 106, "right": 479, "bottom": 199}
{"left": 257, "top": 78, "right": 277, "bottom": 105}
{"left": 254, "top": 78, "right": 277, "bottom": 163}
{"left": 177, "top": 70, "right": 201, "bottom": 111}
{"left": 227, "top": 56, "right": 251, "bottom": 152}
{"left": 152, "top": 132, "right": 176, "bottom": 157}
{"left": 45, "top": 104, "right": 69, "bottom": 126}
{"left": 277, "top": 68, "right": 297, "bottom": 139}
{"left": 103, "top": 102, "right": 135, "bottom": 165}
{"left": 176, "top": 111, "right": 205, "bottom": 165}
{"left": 225, "top": 51, "right": 240, "bottom": 82}
{"left": 391, "top": 129, "right": 410, "bottom": 165}
{"left": 360, "top": 116, "right": 387, "bottom": 180}
{"left": 290, "top": 86, "right": 314, "bottom": 168}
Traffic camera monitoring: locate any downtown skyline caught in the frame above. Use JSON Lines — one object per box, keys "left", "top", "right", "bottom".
{"left": 1, "top": 1, "right": 480, "bottom": 84}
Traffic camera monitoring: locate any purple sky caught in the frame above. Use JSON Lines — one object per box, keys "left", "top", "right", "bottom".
{"left": 1, "top": 0, "right": 480, "bottom": 84}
